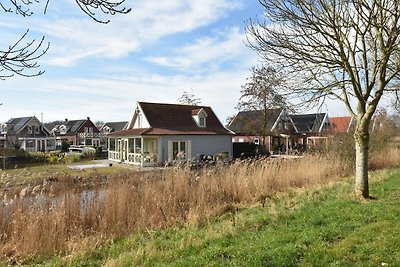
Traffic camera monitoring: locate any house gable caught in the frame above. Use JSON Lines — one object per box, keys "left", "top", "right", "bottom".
{"left": 271, "top": 109, "right": 292, "bottom": 132}
{"left": 5, "top": 116, "right": 50, "bottom": 137}
{"left": 59, "top": 117, "right": 99, "bottom": 135}
{"left": 128, "top": 103, "right": 150, "bottom": 129}
{"left": 289, "top": 113, "right": 330, "bottom": 134}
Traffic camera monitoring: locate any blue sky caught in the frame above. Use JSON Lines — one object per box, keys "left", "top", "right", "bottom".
{"left": 0, "top": 0, "right": 351, "bottom": 124}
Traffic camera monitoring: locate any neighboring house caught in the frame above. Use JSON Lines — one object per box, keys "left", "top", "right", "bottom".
{"left": 49, "top": 117, "right": 100, "bottom": 148}
{"left": 108, "top": 102, "right": 233, "bottom": 167}
{"left": 330, "top": 116, "right": 355, "bottom": 134}
{"left": 98, "top": 121, "right": 128, "bottom": 149}
{"left": 0, "top": 122, "right": 7, "bottom": 149}
{"left": 228, "top": 110, "right": 331, "bottom": 154}
{"left": 289, "top": 113, "right": 331, "bottom": 149}
{"left": 1, "top": 116, "right": 55, "bottom": 152}
{"left": 227, "top": 109, "right": 293, "bottom": 152}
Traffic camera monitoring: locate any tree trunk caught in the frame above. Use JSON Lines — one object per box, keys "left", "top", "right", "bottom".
{"left": 354, "top": 128, "right": 369, "bottom": 198}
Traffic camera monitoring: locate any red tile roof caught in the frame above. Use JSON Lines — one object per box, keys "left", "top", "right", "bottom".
{"left": 110, "top": 102, "right": 232, "bottom": 136}
{"left": 330, "top": 116, "right": 353, "bottom": 133}
{"left": 109, "top": 128, "right": 151, "bottom": 136}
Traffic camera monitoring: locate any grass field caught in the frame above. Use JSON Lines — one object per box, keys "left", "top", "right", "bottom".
{"left": 12, "top": 167, "right": 400, "bottom": 267}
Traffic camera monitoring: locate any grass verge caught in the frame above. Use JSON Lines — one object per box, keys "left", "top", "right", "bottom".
{"left": 18, "top": 168, "right": 400, "bottom": 267}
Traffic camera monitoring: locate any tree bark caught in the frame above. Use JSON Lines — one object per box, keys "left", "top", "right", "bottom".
{"left": 354, "top": 127, "right": 369, "bottom": 198}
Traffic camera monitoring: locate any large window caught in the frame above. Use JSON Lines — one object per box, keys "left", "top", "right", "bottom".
{"left": 128, "top": 138, "right": 142, "bottom": 153}
{"left": 172, "top": 141, "right": 187, "bottom": 160}
{"left": 26, "top": 140, "right": 35, "bottom": 148}
{"left": 109, "top": 138, "right": 116, "bottom": 151}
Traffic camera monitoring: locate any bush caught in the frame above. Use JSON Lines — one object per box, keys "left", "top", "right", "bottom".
{"left": 69, "top": 154, "right": 82, "bottom": 163}
{"left": 95, "top": 146, "right": 103, "bottom": 158}
{"left": 61, "top": 140, "right": 71, "bottom": 152}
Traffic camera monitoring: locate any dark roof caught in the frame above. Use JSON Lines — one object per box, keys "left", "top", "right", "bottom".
{"left": 111, "top": 102, "right": 231, "bottom": 136}
{"left": 5, "top": 116, "right": 50, "bottom": 135}
{"left": 6, "top": 117, "right": 32, "bottom": 133}
{"left": 51, "top": 118, "right": 95, "bottom": 134}
{"left": 227, "top": 109, "right": 283, "bottom": 135}
{"left": 109, "top": 128, "right": 150, "bottom": 136}
{"left": 289, "top": 113, "right": 327, "bottom": 133}
{"left": 60, "top": 120, "right": 85, "bottom": 133}
{"left": 101, "top": 121, "right": 128, "bottom": 132}
{"left": 44, "top": 120, "right": 64, "bottom": 132}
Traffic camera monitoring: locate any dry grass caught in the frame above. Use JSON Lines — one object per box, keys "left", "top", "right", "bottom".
{"left": 0, "top": 150, "right": 399, "bottom": 260}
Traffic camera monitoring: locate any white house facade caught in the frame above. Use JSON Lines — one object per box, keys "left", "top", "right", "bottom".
{"left": 108, "top": 102, "right": 233, "bottom": 167}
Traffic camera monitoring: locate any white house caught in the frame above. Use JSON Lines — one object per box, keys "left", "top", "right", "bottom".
{"left": 108, "top": 102, "right": 233, "bottom": 166}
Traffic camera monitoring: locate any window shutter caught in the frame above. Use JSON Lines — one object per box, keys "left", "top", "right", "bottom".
{"left": 168, "top": 141, "right": 173, "bottom": 162}
{"left": 187, "top": 140, "right": 192, "bottom": 159}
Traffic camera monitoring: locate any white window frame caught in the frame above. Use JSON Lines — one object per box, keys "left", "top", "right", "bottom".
{"left": 60, "top": 125, "right": 67, "bottom": 134}
{"left": 168, "top": 140, "right": 192, "bottom": 161}
{"left": 28, "top": 126, "right": 33, "bottom": 134}
{"left": 199, "top": 116, "right": 206, "bottom": 127}
{"left": 137, "top": 114, "right": 142, "bottom": 128}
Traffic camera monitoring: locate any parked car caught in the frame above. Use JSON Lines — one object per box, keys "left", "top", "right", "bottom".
{"left": 67, "top": 145, "right": 96, "bottom": 155}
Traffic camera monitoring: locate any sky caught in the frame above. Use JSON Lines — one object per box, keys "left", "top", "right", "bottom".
{"left": 0, "top": 0, "right": 352, "bottom": 124}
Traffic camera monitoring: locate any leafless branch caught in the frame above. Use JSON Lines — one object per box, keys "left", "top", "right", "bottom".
{"left": 0, "top": 0, "right": 38, "bottom": 16}
{"left": 0, "top": 0, "right": 131, "bottom": 79}
{"left": 0, "top": 30, "right": 49, "bottom": 79}
{"left": 74, "top": 0, "right": 131, "bottom": 24}
{"left": 246, "top": 0, "right": 400, "bottom": 118}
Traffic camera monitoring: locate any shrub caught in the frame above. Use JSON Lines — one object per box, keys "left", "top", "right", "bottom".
{"left": 69, "top": 154, "right": 82, "bottom": 163}
{"left": 61, "top": 140, "right": 71, "bottom": 152}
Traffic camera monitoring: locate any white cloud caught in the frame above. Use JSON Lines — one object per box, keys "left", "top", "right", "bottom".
{"left": 145, "top": 27, "right": 255, "bottom": 72}
{"left": 0, "top": 0, "right": 244, "bottom": 67}
{"left": 0, "top": 68, "right": 248, "bottom": 123}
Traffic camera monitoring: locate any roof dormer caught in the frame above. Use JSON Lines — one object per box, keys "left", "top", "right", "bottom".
{"left": 60, "top": 125, "right": 67, "bottom": 135}
{"left": 0, "top": 123, "right": 7, "bottom": 134}
{"left": 103, "top": 126, "right": 111, "bottom": 134}
{"left": 192, "top": 108, "right": 208, "bottom": 128}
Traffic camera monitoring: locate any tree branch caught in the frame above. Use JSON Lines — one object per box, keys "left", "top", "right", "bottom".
{"left": 0, "top": 30, "right": 49, "bottom": 79}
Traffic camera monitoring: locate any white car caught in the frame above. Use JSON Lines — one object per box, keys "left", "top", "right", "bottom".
{"left": 68, "top": 146, "right": 96, "bottom": 155}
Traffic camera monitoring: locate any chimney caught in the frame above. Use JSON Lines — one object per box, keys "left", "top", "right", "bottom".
{"left": 65, "top": 118, "right": 68, "bottom": 122}
{"left": 87, "top": 117, "right": 90, "bottom": 120}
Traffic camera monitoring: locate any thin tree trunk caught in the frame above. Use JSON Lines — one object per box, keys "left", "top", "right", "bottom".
{"left": 354, "top": 128, "right": 369, "bottom": 198}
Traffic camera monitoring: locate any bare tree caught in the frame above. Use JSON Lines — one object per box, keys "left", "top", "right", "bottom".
{"left": 238, "top": 65, "right": 287, "bottom": 112}
{"left": 236, "top": 65, "right": 290, "bottom": 143}
{"left": 246, "top": 0, "right": 400, "bottom": 198}
{"left": 178, "top": 91, "right": 202, "bottom": 106}
{"left": 0, "top": 0, "right": 131, "bottom": 79}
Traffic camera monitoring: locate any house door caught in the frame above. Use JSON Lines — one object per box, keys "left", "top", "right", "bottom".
{"left": 122, "top": 139, "right": 128, "bottom": 162}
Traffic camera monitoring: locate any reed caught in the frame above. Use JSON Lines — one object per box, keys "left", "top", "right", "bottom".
{"left": 0, "top": 149, "right": 399, "bottom": 260}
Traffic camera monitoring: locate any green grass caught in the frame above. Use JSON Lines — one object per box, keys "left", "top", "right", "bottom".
{"left": 13, "top": 168, "right": 400, "bottom": 266}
